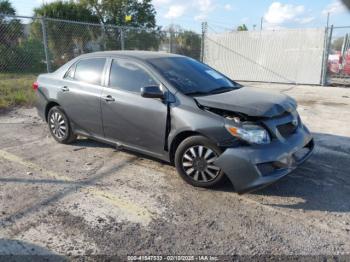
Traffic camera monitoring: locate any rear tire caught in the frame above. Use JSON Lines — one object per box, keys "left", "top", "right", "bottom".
{"left": 174, "top": 135, "right": 225, "bottom": 188}
{"left": 47, "top": 106, "right": 76, "bottom": 144}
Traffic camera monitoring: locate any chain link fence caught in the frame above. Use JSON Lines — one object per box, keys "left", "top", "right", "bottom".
{"left": 0, "top": 15, "right": 46, "bottom": 73}
{"left": 325, "top": 26, "right": 350, "bottom": 86}
{"left": 0, "top": 14, "right": 202, "bottom": 74}
{"left": 0, "top": 14, "right": 202, "bottom": 108}
{"left": 1, "top": 13, "right": 349, "bottom": 95}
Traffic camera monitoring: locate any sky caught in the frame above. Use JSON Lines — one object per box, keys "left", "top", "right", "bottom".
{"left": 10, "top": 0, "right": 350, "bottom": 32}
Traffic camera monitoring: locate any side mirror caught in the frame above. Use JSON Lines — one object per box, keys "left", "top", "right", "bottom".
{"left": 141, "top": 85, "right": 164, "bottom": 99}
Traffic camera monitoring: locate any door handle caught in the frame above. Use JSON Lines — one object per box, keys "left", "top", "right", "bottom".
{"left": 61, "top": 86, "right": 69, "bottom": 92}
{"left": 103, "top": 95, "right": 115, "bottom": 102}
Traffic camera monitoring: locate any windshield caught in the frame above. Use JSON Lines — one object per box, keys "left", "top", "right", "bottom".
{"left": 148, "top": 57, "right": 241, "bottom": 96}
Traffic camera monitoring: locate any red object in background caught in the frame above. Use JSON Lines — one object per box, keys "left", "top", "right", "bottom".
{"left": 344, "top": 52, "right": 350, "bottom": 75}
{"left": 32, "top": 81, "right": 38, "bottom": 90}
{"left": 328, "top": 50, "right": 350, "bottom": 75}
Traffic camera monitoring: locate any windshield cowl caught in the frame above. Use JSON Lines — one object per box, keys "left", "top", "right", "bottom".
{"left": 187, "top": 86, "right": 241, "bottom": 96}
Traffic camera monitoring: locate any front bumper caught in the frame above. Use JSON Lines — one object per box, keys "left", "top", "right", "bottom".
{"left": 214, "top": 124, "right": 314, "bottom": 194}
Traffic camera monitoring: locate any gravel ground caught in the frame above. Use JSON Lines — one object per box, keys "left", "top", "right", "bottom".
{"left": 0, "top": 83, "right": 349, "bottom": 259}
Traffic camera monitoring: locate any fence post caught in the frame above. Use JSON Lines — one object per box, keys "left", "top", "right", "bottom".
{"left": 200, "top": 21, "right": 207, "bottom": 62}
{"left": 120, "top": 28, "right": 125, "bottom": 50}
{"left": 40, "top": 17, "right": 51, "bottom": 73}
{"left": 321, "top": 25, "right": 333, "bottom": 86}
{"left": 169, "top": 27, "right": 174, "bottom": 53}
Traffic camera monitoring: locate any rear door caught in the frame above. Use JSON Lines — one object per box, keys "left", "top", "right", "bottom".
{"left": 101, "top": 58, "right": 168, "bottom": 155}
{"left": 58, "top": 57, "right": 106, "bottom": 136}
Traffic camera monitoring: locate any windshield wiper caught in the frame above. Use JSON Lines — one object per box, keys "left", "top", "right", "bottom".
{"left": 207, "top": 86, "right": 236, "bottom": 94}
{"left": 186, "top": 86, "right": 237, "bottom": 96}
{"left": 185, "top": 91, "right": 210, "bottom": 96}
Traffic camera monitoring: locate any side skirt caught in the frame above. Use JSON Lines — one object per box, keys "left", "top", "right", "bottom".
{"left": 74, "top": 130, "right": 171, "bottom": 163}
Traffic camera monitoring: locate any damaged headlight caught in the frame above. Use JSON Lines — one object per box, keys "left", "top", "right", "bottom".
{"left": 225, "top": 124, "right": 270, "bottom": 144}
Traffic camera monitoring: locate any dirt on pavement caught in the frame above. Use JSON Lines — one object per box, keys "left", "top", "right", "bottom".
{"left": 0, "top": 83, "right": 350, "bottom": 259}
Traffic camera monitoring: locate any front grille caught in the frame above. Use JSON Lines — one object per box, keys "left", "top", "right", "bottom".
{"left": 277, "top": 122, "right": 297, "bottom": 137}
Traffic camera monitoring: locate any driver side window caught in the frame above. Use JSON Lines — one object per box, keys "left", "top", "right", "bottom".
{"left": 109, "top": 59, "right": 158, "bottom": 93}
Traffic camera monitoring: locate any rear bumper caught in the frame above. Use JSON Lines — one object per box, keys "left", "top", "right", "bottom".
{"left": 214, "top": 124, "right": 314, "bottom": 194}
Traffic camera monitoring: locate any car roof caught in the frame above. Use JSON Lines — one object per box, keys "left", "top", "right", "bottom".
{"left": 78, "top": 50, "right": 184, "bottom": 61}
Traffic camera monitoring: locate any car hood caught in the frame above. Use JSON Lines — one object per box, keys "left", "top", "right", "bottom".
{"left": 194, "top": 86, "right": 297, "bottom": 117}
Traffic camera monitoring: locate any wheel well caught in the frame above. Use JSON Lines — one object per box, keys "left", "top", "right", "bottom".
{"left": 45, "top": 101, "right": 60, "bottom": 122}
{"left": 169, "top": 131, "right": 201, "bottom": 164}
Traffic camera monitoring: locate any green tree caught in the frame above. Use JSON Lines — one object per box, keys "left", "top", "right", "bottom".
{"left": 165, "top": 25, "right": 201, "bottom": 60}
{"left": 175, "top": 30, "right": 201, "bottom": 60}
{"left": 237, "top": 24, "right": 248, "bottom": 31}
{"left": 80, "top": 0, "right": 160, "bottom": 51}
{"left": 0, "top": 0, "right": 25, "bottom": 71}
{"left": 0, "top": 0, "right": 15, "bottom": 15}
{"left": 0, "top": 0, "right": 22, "bottom": 47}
{"left": 33, "top": 1, "right": 99, "bottom": 23}
{"left": 80, "top": 0, "right": 156, "bottom": 28}
{"left": 124, "top": 28, "right": 164, "bottom": 50}
{"left": 32, "top": 1, "right": 100, "bottom": 69}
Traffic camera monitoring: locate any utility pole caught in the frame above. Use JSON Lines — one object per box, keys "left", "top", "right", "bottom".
{"left": 200, "top": 21, "right": 208, "bottom": 62}
{"left": 326, "top": 12, "right": 330, "bottom": 28}
{"left": 40, "top": 17, "right": 51, "bottom": 73}
{"left": 120, "top": 28, "right": 125, "bottom": 50}
{"left": 321, "top": 24, "right": 333, "bottom": 86}
{"left": 169, "top": 24, "right": 173, "bottom": 53}
{"left": 260, "top": 17, "right": 263, "bottom": 31}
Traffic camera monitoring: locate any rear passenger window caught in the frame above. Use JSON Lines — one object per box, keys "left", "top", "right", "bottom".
{"left": 74, "top": 58, "right": 106, "bottom": 85}
{"left": 109, "top": 59, "right": 157, "bottom": 93}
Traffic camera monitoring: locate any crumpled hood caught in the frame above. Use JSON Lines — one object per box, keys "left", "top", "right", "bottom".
{"left": 194, "top": 86, "right": 297, "bottom": 117}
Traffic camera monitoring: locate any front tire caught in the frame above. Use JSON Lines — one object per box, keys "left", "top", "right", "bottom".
{"left": 47, "top": 106, "right": 76, "bottom": 144}
{"left": 174, "top": 135, "right": 225, "bottom": 188}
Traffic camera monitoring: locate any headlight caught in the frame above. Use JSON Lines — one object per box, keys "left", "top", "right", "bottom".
{"left": 225, "top": 124, "right": 270, "bottom": 144}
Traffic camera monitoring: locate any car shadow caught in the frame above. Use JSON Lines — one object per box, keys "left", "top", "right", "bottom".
{"left": 0, "top": 238, "right": 66, "bottom": 260}
{"left": 216, "top": 132, "right": 350, "bottom": 213}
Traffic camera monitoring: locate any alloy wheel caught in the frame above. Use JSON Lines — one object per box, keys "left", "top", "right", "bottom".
{"left": 49, "top": 111, "right": 67, "bottom": 139}
{"left": 182, "top": 145, "right": 221, "bottom": 182}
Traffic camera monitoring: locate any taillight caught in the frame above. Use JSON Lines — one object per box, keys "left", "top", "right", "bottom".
{"left": 32, "top": 81, "right": 38, "bottom": 91}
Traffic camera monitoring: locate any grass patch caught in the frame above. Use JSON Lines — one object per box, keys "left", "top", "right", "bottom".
{"left": 0, "top": 73, "right": 37, "bottom": 109}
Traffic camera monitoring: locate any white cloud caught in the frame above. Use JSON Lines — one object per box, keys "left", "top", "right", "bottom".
{"left": 264, "top": 2, "right": 305, "bottom": 25}
{"left": 153, "top": 0, "right": 172, "bottom": 6}
{"left": 164, "top": 5, "right": 186, "bottom": 19}
{"left": 196, "top": 0, "right": 213, "bottom": 13}
{"left": 224, "top": 4, "right": 232, "bottom": 11}
{"left": 296, "top": 16, "right": 315, "bottom": 24}
{"left": 322, "top": 0, "right": 347, "bottom": 15}
{"left": 194, "top": 13, "right": 207, "bottom": 21}
{"left": 37, "top": 0, "right": 58, "bottom": 4}
{"left": 240, "top": 17, "right": 249, "bottom": 23}
{"left": 192, "top": 0, "right": 215, "bottom": 21}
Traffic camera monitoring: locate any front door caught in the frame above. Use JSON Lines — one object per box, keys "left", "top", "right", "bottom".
{"left": 101, "top": 58, "right": 168, "bottom": 155}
